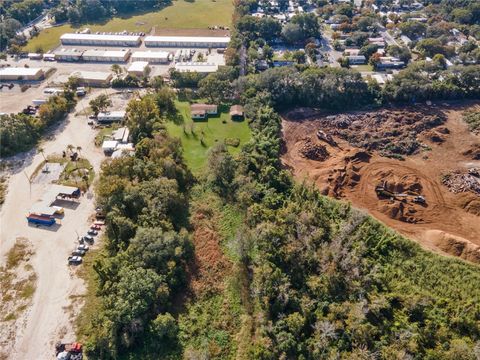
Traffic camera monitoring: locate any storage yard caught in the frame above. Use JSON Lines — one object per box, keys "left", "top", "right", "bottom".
{"left": 0, "top": 89, "right": 124, "bottom": 359}
{"left": 281, "top": 102, "right": 480, "bottom": 263}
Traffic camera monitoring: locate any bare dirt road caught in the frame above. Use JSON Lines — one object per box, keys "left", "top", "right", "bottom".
{"left": 281, "top": 102, "right": 480, "bottom": 263}
{"left": 0, "top": 91, "right": 108, "bottom": 359}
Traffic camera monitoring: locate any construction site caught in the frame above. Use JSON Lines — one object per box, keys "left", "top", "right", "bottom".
{"left": 281, "top": 102, "right": 480, "bottom": 263}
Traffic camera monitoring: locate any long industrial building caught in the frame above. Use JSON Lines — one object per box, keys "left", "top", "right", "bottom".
{"left": 144, "top": 36, "right": 230, "bottom": 48}
{"left": 0, "top": 67, "right": 45, "bottom": 81}
{"left": 131, "top": 51, "right": 171, "bottom": 63}
{"left": 54, "top": 48, "right": 83, "bottom": 61}
{"left": 60, "top": 33, "right": 141, "bottom": 47}
{"left": 174, "top": 62, "right": 219, "bottom": 73}
{"left": 82, "top": 49, "right": 131, "bottom": 62}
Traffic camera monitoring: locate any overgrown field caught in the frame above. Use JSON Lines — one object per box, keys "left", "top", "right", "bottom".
{"left": 165, "top": 102, "right": 251, "bottom": 173}
{"left": 24, "top": 0, "right": 233, "bottom": 52}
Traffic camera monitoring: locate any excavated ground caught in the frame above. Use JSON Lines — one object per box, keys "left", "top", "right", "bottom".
{"left": 281, "top": 102, "right": 480, "bottom": 263}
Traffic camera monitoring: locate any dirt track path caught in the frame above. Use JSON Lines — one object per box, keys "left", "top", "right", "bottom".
{"left": 0, "top": 91, "right": 106, "bottom": 359}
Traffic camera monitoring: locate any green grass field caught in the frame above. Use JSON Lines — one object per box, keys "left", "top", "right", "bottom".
{"left": 166, "top": 101, "right": 251, "bottom": 173}
{"left": 24, "top": 0, "right": 233, "bottom": 52}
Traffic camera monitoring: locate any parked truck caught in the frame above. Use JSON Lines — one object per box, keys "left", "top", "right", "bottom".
{"left": 27, "top": 214, "right": 56, "bottom": 226}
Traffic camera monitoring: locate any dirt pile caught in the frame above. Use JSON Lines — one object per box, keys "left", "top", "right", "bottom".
{"left": 281, "top": 102, "right": 480, "bottom": 262}
{"left": 424, "top": 230, "right": 480, "bottom": 263}
{"left": 299, "top": 139, "right": 329, "bottom": 161}
{"left": 310, "top": 108, "right": 446, "bottom": 157}
{"left": 442, "top": 168, "right": 480, "bottom": 195}
{"left": 462, "top": 144, "right": 480, "bottom": 160}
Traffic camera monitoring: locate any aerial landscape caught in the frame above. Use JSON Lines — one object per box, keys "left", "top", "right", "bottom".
{"left": 0, "top": 0, "right": 479, "bottom": 359}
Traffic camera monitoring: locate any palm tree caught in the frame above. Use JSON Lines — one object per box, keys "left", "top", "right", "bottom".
{"left": 67, "top": 144, "right": 74, "bottom": 154}
{"left": 76, "top": 146, "right": 82, "bottom": 158}
{"left": 111, "top": 64, "right": 122, "bottom": 78}
{"left": 38, "top": 147, "right": 47, "bottom": 162}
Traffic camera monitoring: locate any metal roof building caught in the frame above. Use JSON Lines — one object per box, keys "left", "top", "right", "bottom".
{"left": 82, "top": 49, "right": 131, "bottom": 62}
{"left": 68, "top": 71, "right": 113, "bottom": 87}
{"left": 127, "top": 61, "right": 149, "bottom": 76}
{"left": 131, "top": 51, "right": 171, "bottom": 63}
{"left": 60, "top": 33, "right": 141, "bottom": 46}
{"left": 97, "top": 111, "right": 126, "bottom": 124}
{"left": 144, "top": 36, "right": 230, "bottom": 48}
{"left": 174, "top": 62, "right": 219, "bottom": 73}
{"left": 0, "top": 67, "right": 45, "bottom": 81}
{"left": 54, "top": 48, "right": 84, "bottom": 61}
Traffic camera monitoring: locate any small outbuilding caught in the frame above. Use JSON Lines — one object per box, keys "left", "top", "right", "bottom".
{"left": 229, "top": 105, "right": 244, "bottom": 120}
{"left": 102, "top": 140, "right": 118, "bottom": 155}
{"left": 190, "top": 104, "right": 218, "bottom": 120}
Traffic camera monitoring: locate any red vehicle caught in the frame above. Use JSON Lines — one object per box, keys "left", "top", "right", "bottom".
{"left": 55, "top": 342, "right": 83, "bottom": 359}
{"left": 90, "top": 224, "right": 101, "bottom": 230}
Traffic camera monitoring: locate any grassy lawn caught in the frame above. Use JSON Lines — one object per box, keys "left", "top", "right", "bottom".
{"left": 24, "top": 0, "right": 233, "bottom": 52}
{"left": 165, "top": 101, "right": 251, "bottom": 173}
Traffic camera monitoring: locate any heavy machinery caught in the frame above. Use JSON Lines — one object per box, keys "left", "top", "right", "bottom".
{"left": 375, "top": 181, "right": 427, "bottom": 205}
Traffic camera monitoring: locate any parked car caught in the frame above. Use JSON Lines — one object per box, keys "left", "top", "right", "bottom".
{"left": 72, "top": 250, "right": 86, "bottom": 256}
{"left": 77, "top": 244, "right": 89, "bottom": 251}
{"left": 87, "top": 230, "right": 98, "bottom": 236}
{"left": 68, "top": 256, "right": 82, "bottom": 265}
{"left": 91, "top": 224, "right": 101, "bottom": 230}
{"left": 82, "top": 235, "right": 94, "bottom": 244}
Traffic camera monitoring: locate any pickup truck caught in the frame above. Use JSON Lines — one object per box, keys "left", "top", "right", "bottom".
{"left": 82, "top": 235, "right": 94, "bottom": 244}
{"left": 87, "top": 230, "right": 98, "bottom": 236}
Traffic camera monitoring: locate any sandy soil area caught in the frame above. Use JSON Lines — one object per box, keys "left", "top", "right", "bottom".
{"left": 0, "top": 90, "right": 110, "bottom": 359}
{"left": 281, "top": 102, "right": 480, "bottom": 262}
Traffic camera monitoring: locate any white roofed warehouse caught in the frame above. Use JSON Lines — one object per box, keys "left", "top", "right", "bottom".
{"left": 66, "top": 71, "right": 113, "bottom": 87}
{"left": 0, "top": 67, "right": 45, "bottom": 81}
{"left": 131, "top": 51, "right": 171, "bottom": 64}
{"left": 54, "top": 48, "right": 84, "bottom": 62}
{"left": 175, "top": 62, "right": 219, "bottom": 73}
{"left": 144, "top": 36, "right": 230, "bottom": 48}
{"left": 82, "top": 49, "right": 131, "bottom": 62}
{"left": 60, "top": 33, "right": 141, "bottom": 47}
{"left": 127, "top": 61, "right": 149, "bottom": 77}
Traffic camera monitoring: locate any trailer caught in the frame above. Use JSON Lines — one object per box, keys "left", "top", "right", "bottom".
{"left": 27, "top": 214, "right": 56, "bottom": 226}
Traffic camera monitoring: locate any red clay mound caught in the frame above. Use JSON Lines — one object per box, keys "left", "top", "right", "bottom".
{"left": 281, "top": 102, "right": 480, "bottom": 263}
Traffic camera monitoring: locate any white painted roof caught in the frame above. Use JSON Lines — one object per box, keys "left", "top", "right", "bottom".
{"left": 0, "top": 67, "right": 43, "bottom": 76}
{"left": 82, "top": 49, "right": 130, "bottom": 58}
{"left": 60, "top": 33, "right": 141, "bottom": 42}
{"left": 132, "top": 51, "right": 170, "bottom": 59}
{"left": 98, "top": 111, "right": 126, "bottom": 119}
{"left": 102, "top": 140, "right": 118, "bottom": 150}
{"left": 128, "top": 61, "right": 149, "bottom": 72}
{"left": 174, "top": 62, "right": 219, "bottom": 73}
{"left": 72, "top": 71, "right": 112, "bottom": 81}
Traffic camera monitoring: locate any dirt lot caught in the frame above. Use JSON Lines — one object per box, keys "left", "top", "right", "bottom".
{"left": 0, "top": 90, "right": 114, "bottom": 359}
{"left": 281, "top": 102, "right": 480, "bottom": 263}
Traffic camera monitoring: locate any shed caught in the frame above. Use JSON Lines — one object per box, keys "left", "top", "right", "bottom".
{"left": 229, "top": 105, "right": 244, "bottom": 120}
{"left": 102, "top": 140, "right": 118, "bottom": 154}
